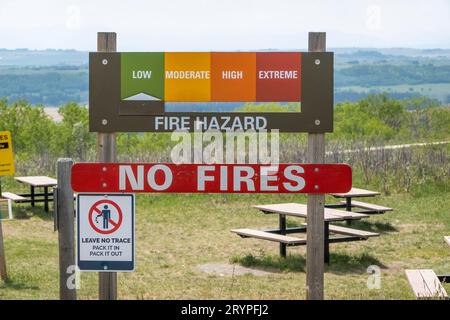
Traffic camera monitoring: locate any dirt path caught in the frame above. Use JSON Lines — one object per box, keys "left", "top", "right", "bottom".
{"left": 327, "top": 140, "right": 450, "bottom": 155}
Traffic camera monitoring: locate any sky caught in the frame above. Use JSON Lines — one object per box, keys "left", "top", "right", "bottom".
{"left": 0, "top": 0, "right": 449, "bottom": 51}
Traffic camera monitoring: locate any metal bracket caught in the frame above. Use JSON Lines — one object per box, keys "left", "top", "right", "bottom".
{"left": 437, "top": 275, "right": 450, "bottom": 283}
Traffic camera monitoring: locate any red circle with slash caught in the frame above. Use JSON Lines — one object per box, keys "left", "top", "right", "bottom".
{"left": 88, "top": 199, "right": 123, "bottom": 234}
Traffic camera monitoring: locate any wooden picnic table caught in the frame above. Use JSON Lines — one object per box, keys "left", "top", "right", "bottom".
{"left": 239, "top": 203, "right": 376, "bottom": 263}
{"left": 329, "top": 187, "right": 380, "bottom": 211}
{"left": 326, "top": 188, "right": 392, "bottom": 226}
{"left": 330, "top": 187, "right": 381, "bottom": 198}
{"left": 14, "top": 176, "right": 57, "bottom": 213}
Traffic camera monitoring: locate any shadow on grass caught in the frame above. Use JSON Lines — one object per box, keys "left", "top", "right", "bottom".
{"left": 0, "top": 278, "right": 39, "bottom": 290}
{"left": 12, "top": 205, "right": 53, "bottom": 221}
{"left": 326, "top": 252, "right": 388, "bottom": 274}
{"left": 337, "top": 220, "right": 398, "bottom": 233}
{"left": 231, "top": 251, "right": 386, "bottom": 274}
{"left": 231, "top": 253, "right": 306, "bottom": 272}
{"left": 286, "top": 220, "right": 305, "bottom": 228}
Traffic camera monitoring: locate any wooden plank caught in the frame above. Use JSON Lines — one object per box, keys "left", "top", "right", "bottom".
{"left": 328, "top": 225, "right": 379, "bottom": 238}
{"left": 253, "top": 203, "right": 340, "bottom": 221}
{"left": 15, "top": 176, "right": 57, "bottom": 187}
{"left": 420, "top": 269, "right": 448, "bottom": 299}
{"left": 97, "top": 31, "right": 118, "bottom": 301}
{"left": 405, "top": 269, "right": 448, "bottom": 299}
{"left": 253, "top": 203, "right": 308, "bottom": 218}
{"left": 254, "top": 203, "right": 368, "bottom": 221}
{"left": 57, "top": 159, "right": 76, "bottom": 300}
{"left": 444, "top": 236, "right": 450, "bottom": 247}
{"left": 1, "top": 192, "right": 26, "bottom": 201}
{"left": 405, "top": 269, "right": 431, "bottom": 298}
{"left": 326, "top": 210, "right": 369, "bottom": 220}
{"left": 330, "top": 187, "right": 380, "bottom": 198}
{"left": 301, "top": 223, "right": 379, "bottom": 238}
{"left": 231, "top": 229, "right": 306, "bottom": 245}
{"left": 341, "top": 200, "right": 392, "bottom": 212}
{"left": 306, "top": 31, "right": 326, "bottom": 301}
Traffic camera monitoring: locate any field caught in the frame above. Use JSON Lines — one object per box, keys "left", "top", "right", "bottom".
{"left": 336, "top": 83, "right": 450, "bottom": 104}
{"left": 2, "top": 48, "right": 450, "bottom": 105}
{"left": 1, "top": 182, "right": 449, "bottom": 299}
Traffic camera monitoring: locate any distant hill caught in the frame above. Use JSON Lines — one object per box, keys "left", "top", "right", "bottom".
{"left": 2, "top": 48, "right": 450, "bottom": 66}
{"left": 0, "top": 48, "right": 449, "bottom": 106}
{"left": 0, "top": 48, "right": 87, "bottom": 66}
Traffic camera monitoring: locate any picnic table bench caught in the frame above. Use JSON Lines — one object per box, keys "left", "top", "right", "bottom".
{"left": 326, "top": 187, "right": 393, "bottom": 226}
{"left": 231, "top": 203, "right": 379, "bottom": 264}
{"left": 5, "top": 176, "right": 57, "bottom": 213}
{"left": 1, "top": 192, "right": 26, "bottom": 202}
{"left": 327, "top": 187, "right": 393, "bottom": 213}
{"left": 405, "top": 269, "right": 448, "bottom": 299}
{"left": 405, "top": 237, "right": 450, "bottom": 299}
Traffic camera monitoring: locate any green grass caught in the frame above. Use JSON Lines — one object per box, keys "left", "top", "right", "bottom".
{"left": 0, "top": 187, "right": 449, "bottom": 300}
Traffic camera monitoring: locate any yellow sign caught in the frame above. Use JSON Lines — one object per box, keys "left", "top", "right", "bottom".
{"left": 0, "top": 131, "right": 14, "bottom": 176}
{"left": 164, "top": 52, "right": 211, "bottom": 102}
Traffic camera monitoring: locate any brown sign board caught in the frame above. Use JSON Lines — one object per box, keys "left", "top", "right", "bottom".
{"left": 89, "top": 52, "right": 333, "bottom": 132}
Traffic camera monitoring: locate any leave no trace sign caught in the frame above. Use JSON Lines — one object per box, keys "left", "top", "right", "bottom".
{"left": 77, "top": 194, "right": 135, "bottom": 272}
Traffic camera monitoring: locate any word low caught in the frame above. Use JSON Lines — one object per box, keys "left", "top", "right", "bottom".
{"left": 132, "top": 70, "right": 152, "bottom": 79}
{"left": 71, "top": 163, "right": 352, "bottom": 194}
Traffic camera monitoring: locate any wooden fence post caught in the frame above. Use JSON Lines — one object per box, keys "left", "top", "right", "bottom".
{"left": 306, "top": 32, "right": 326, "bottom": 300}
{"left": 97, "top": 32, "right": 118, "bottom": 301}
{"left": 57, "top": 158, "right": 76, "bottom": 300}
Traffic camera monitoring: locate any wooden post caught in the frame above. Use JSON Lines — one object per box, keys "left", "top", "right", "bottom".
{"left": 57, "top": 158, "right": 76, "bottom": 300}
{"left": 97, "top": 32, "right": 118, "bottom": 301}
{"left": 0, "top": 217, "right": 7, "bottom": 281}
{"left": 306, "top": 32, "right": 326, "bottom": 300}
{"left": 0, "top": 176, "right": 8, "bottom": 281}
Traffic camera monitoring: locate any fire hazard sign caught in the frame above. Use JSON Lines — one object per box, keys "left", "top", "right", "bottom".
{"left": 77, "top": 194, "right": 135, "bottom": 272}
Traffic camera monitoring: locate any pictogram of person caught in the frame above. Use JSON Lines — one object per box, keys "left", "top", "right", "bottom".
{"left": 95, "top": 204, "right": 111, "bottom": 229}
